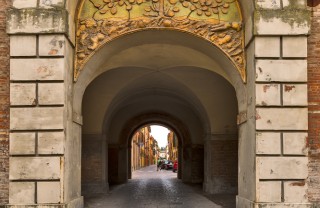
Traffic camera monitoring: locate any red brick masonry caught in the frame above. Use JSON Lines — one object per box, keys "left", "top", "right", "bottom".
{"left": 308, "top": 1, "right": 320, "bottom": 203}
{"left": 0, "top": 0, "right": 11, "bottom": 204}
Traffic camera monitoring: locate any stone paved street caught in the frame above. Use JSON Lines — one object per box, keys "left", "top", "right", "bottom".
{"left": 84, "top": 165, "right": 235, "bottom": 208}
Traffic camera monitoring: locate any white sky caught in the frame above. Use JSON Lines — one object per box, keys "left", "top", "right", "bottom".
{"left": 150, "top": 125, "right": 170, "bottom": 148}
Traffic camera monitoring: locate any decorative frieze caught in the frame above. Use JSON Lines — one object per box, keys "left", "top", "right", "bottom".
{"left": 75, "top": 0, "right": 246, "bottom": 82}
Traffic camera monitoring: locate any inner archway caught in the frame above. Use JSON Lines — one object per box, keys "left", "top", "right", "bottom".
{"left": 129, "top": 125, "right": 179, "bottom": 177}
{"left": 120, "top": 116, "right": 194, "bottom": 183}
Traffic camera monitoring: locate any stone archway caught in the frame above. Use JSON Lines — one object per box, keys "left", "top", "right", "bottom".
{"left": 119, "top": 112, "right": 194, "bottom": 182}
{"left": 75, "top": 1, "right": 246, "bottom": 197}
{"left": 6, "top": 0, "right": 313, "bottom": 207}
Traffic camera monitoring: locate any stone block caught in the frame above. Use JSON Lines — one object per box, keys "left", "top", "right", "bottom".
{"left": 283, "top": 0, "right": 306, "bottom": 8}
{"left": 283, "top": 133, "right": 308, "bottom": 155}
{"left": 257, "top": 157, "right": 308, "bottom": 179}
{"left": 257, "top": 181, "right": 281, "bottom": 202}
{"left": 256, "top": 60, "right": 307, "bottom": 82}
{"left": 256, "top": 84, "right": 280, "bottom": 106}
{"left": 256, "top": 108, "right": 308, "bottom": 130}
{"left": 284, "top": 181, "right": 308, "bottom": 203}
{"left": 10, "top": 58, "right": 64, "bottom": 81}
{"left": 38, "top": 132, "right": 64, "bottom": 155}
{"left": 9, "top": 157, "right": 61, "bottom": 180}
{"left": 9, "top": 182, "right": 35, "bottom": 204}
{"left": 10, "top": 35, "right": 37, "bottom": 56}
{"left": 256, "top": 132, "right": 281, "bottom": 155}
{"left": 10, "top": 133, "right": 35, "bottom": 155}
{"left": 255, "top": 37, "right": 280, "bottom": 57}
{"left": 7, "top": 8, "right": 68, "bottom": 34}
{"left": 10, "top": 83, "right": 36, "bottom": 106}
{"left": 282, "top": 37, "right": 307, "bottom": 58}
{"left": 39, "top": 35, "right": 65, "bottom": 56}
{"left": 283, "top": 84, "right": 307, "bottom": 106}
{"left": 256, "top": 0, "right": 281, "bottom": 9}
{"left": 38, "top": 83, "right": 64, "bottom": 105}
{"left": 10, "top": 107, "right": 64, "bottom": 130}
{"left": 254, "top": 10, "right": 310, "bottom": 35}
{"left": 37, "top": 182, "right": 61, "bottom": 203}
{"left": 12, "top": 0, "right": 37, "bottom": 8}
{"left": 39, "top": 0, "right": 64, "bottom": 8}
{"left": 245, "top": 16, "right": 253, "bottom": 46}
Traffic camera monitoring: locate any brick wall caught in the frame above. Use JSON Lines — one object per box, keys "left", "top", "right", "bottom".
{"left": 0, "top": 0, "right": 11, "bottom": 204}
{"left": 211, "top": 140, "right": 238, "bottom": 193}
{"left": 308, "top": 0, "right": 320, "bottom": 203}
{"left": 82, "top": 138, "right": 103, "bottom": 183}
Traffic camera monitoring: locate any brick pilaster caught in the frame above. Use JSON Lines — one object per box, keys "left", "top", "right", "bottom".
{"left": 0, "top": 0, "right": 12, "bottom": 204}
{"left": 308, "top": 1, "right": 320, "bottom": 203}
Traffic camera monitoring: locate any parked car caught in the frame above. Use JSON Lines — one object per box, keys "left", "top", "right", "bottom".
{"left": 161, "top": 160, "right": 173, "bottom": 170}
{"left": 173, "top": 160, "right": 178, "bottom": 172}
{"left": 165, "top": 160, "right": 173, "bottom": 170}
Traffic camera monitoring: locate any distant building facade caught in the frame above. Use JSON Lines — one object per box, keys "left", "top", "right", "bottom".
{"left": 167, "top": 131, "right": 178, "bottom": 162}
{"left": 131, "top": 126, "right": 158, "bottom": 171}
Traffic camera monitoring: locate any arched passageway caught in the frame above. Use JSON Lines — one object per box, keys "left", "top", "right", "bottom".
{"left": 78, "top": 30, "right": 241, "bottom": 200}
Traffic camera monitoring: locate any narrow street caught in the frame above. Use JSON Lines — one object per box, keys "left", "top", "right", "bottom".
{"left": 84, "top": 165, "right": 236, "bottom": 208}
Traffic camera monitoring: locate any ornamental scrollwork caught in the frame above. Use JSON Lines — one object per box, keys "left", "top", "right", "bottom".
{"left": 75, "top": 0, "right": 245, "bottom": 82}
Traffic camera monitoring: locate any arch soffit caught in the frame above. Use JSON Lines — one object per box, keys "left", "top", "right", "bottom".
{"left": 75, "top": 0, "right": 246, "bottom": 82}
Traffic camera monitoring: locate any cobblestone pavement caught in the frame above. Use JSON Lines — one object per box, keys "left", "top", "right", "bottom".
{"left": 84, "top": 165, "right": 236, "bottom": 208}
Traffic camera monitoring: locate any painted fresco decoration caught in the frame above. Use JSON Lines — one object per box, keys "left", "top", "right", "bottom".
{"left": 75, "top": 0, "right": 245, "bottom": 82}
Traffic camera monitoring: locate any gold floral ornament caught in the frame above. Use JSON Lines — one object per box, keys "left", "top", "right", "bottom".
{"left": 75, "top": 0, "right": 246, "bottom": 82}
